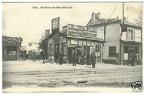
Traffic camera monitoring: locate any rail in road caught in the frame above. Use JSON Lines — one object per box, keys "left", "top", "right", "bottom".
{"left": 3, "top": 65, "right": 142, "bottom": 88}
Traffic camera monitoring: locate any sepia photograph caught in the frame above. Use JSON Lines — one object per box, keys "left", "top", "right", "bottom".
{"left": 2, "top": 1, "right": 143, "bottom": 92}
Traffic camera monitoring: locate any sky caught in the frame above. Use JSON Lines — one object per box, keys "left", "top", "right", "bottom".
{"left": 2, "top": 2, "right": 142, "bottom": 50}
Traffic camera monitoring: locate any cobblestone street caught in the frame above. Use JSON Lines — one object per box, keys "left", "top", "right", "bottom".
{"left": 3, "top": 60, "right": 142, "bottom": 92}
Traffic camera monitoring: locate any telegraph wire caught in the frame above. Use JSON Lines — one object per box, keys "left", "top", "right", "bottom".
{"left": 109, "top": 3, "right": 119, "bottom": 19}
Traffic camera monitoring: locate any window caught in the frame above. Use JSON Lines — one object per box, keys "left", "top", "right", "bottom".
{"left": 78, "top": 40, "right": 82, "bottom": 45}
{"left": 87, "top": 41, "right": 90, "bottom": 46}
{"left": 83, "top": 40, "right": 86, "bottom": 46}
{"left": 127, "top": 29, "right": 134, "bottom": 40}
{"left": 109, "top": 46, "right": 116, "bottom": 57}
{"left": 124, "top": 46, "right": 128, "bottom": 53}
{"left": 95, "top": 45, "right": 101, "bottom": 52}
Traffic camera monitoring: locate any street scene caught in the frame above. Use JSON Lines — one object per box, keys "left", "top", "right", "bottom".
{"left": 2, "top": 2, "right": 142, "bottom": 92}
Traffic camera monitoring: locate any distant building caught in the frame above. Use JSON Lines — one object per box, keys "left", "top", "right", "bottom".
{"left": 87, "top": 12, "right": 142, "bottom": 64}
{"left": 2, "top": 36, "right": 23, "bottom": 61}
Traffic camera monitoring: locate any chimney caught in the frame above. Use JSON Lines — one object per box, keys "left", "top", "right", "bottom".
{"left": 46, "top": 29, "right": 50, "bottom": 37}
{"left": 95, "top": 12, "right": 101, "bottom": 19}
{"left": 91, "top": 12, "right": 95, "bottom": 24}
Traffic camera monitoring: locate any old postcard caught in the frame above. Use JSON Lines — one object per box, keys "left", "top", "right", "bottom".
{"left": 2, "top": 2, "right": 143, "bottom": 92}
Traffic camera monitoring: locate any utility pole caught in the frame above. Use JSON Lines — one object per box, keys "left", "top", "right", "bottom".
{"left": 122, "top": 2, "right": 124, "bottom": 24}
{"left": 120, "top": 2, "right": 124, "bottom": 65}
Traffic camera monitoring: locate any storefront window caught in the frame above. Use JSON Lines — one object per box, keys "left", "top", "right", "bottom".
{"left": 87, "top": 41, "right": 90, "bottom": 46}
{"left": 83, "top": 40, "right": 86, "bottom": 46}
{"left": 78, "top": 40, "right": 82, "bottom": 45}
{"left": 109, "top": 46, "right": 116, "bottom": 57}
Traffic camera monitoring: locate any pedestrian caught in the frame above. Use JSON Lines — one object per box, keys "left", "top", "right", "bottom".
{"left": 72, "top": 51, "right": 77, "bottom": 66}
{"left": 80, "top": 54, "right": 84, "bottom": 65}
{"left": 24, "top": 50, "right": 27, "bottom": 61}
{"left": 91, "top": 52, "right": 96, "bottom": 68}
{"left": 59, "top": 53, "right": 63, "bottom": 65}
{"left": 51, "top": 55, "right": 54, "bottom": 63}
{"left": 78, "top": 55, "right": 81, "bottom": 64}
{"left": 131, "top": 53, "right": 136, "bottom": 66}
{"left": 40, "top": 50, "right": 45, "bottom": 64}
{"left": 63, "top": 54, "right": 67, "bottom": 63}
{"left": 21, "top": 51, "right": 24, "bottom": 60}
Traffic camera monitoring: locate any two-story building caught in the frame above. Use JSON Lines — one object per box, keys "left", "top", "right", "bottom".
{"left": 87, "top": 12, "right": 142, "bottom": 64}
{"left": 120, "top": 20, "right": 142, "bottom": 64}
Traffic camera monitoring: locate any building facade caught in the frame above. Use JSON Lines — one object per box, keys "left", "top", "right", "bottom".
{"left": 63, "top": 24, "right": 104, "bottom": 63}
{"left": 47, "top": 23, "right": 105, "bottom": 63}
{"left": 47, "top": 31, "right": 66, "bottom": 62}
{"left": 120, "top": 22, "right": 142, "bottom": 64}
{"left": 2, "top": 36, "right": 23, "bottom": 61}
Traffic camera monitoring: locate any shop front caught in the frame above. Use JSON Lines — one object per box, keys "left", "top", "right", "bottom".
{"left": 121, "top": 41, "right": 142, "bottom": 65}
{"left": 67, "top": 38, "right": 104, "bottom": 63}
{"left": 63, "top": 24, "right": 104, "bottom": 63}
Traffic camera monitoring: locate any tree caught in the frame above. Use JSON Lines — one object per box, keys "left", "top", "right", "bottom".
{"left": 38, "top": 38, "right": 47, "bottom": 51}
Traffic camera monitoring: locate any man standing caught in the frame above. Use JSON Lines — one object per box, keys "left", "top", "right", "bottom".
{"left": 72, "top": 51, "right": 77, "bottom": 66}
{"left": 131, "top": 53, "right": 136, "bottom": 66}
{"left": 91, "top": 52, "right": 96, "bottom": 68}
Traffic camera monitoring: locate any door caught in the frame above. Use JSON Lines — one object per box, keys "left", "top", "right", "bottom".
{"left": 95, "top": 45, "right": 101, "bottom": 62}
{"left": 68, "top": 47, "right": 75, "bottom": 63}
{"left": 54, "top": 44, "right": 59, "bottom": 62}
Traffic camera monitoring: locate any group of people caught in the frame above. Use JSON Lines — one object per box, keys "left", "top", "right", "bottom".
{"left": 72, "top": 51, "right": 96, "bottom": 68}
{"left": 20, "top": 50, "right": 28, "bottom": 61}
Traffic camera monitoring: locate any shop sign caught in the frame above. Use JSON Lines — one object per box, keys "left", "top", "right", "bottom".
{"left": 71, "top": 39, "right": 77, "bottom": 45}
{"left": 52, "top": 17, "right": 60, "bottom": 32}
{"left": 67, "top": 24, "right": 96, "bottom": 38}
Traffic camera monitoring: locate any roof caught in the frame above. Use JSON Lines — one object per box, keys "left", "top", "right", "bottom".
{"left": 2, "top": 36, "right": 23, "bottom": 46}
{"left": 122, "top": 19, "right": 142, "bottom": 29}
{"left": 87, "top": 17, "right": 107, "bottom": 26}
{"left": 87, "top": 12, "right": 141, "bottom": 28}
